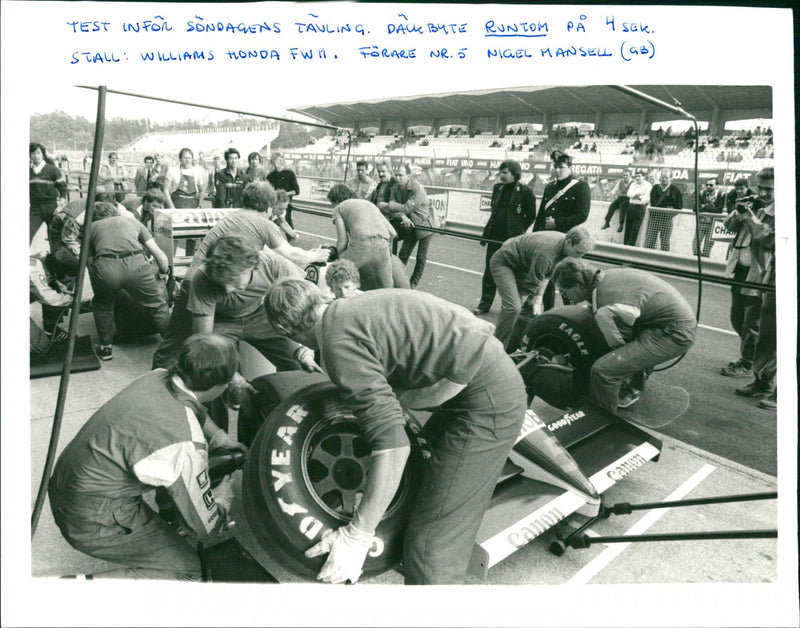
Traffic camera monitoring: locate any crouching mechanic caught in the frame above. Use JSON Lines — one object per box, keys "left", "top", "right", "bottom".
{"left": 264, "top": 280, "right": 527, "bottom": 584}
{"left": 490, "top": 225, "right": 595, "bottom": 350}
{"left": 189, "top": 235, "right": 322, "bottom": 374}
{"left": 48, "top": 334, "right": 247, "bottom": 580}
{"left": 552, "top": 258, "right": 697, "bottom": 411}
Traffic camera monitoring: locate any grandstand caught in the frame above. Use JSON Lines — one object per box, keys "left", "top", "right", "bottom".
{"left": 120, "top": 122, "right": 279, "bottom": 163}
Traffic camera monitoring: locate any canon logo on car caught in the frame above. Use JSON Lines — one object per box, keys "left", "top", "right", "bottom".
{"left": 506, "top": 507, "right": 566, "bottom": 548}
{"left": 606, "top": 453, "right": 647, "bottom": 481}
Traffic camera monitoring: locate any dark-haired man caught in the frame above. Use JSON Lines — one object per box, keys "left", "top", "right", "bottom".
{"left": 49, "top": 334, "right": 246, "bottom": 580}
{"left": 188, "top": 236, "right": 319, "bottom": 373}
{"left": 214, "top": 148, "right": 246, "bottom": 209}
{"left": 347, "top": 159, "right": 376, "bottom": 200}
{"left": 151, "top": 181, "right": 329, "bottom": 369}
{"left": 473, "top": 160, "right": 536, "bottom": 315}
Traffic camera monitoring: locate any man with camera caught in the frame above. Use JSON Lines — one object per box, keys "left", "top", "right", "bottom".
{"left": 722, "top": 168, "right": 776, "bottom": 410}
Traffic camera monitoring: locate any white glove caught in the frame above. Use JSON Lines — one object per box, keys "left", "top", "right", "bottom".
{"left": 212, "top": 474, "right": 235, "bottom": 514}
{"left": 305, "top": 521, "right": 375, "bottom": 584}
{"left": 532, "top": 298, "right": 544, "bottom": 316}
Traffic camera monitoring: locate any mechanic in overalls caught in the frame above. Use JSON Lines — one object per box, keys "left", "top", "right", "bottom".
{"left": 48, "top": 334, "right": 246, "bottom": 580}
{"left": 263, "top": 280, "right": 527, "bottom": 584}
{"left": 552, "top": 258, "right": 697, "bottom": 411}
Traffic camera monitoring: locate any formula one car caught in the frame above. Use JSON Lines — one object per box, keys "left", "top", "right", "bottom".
{"left": 219, "top": 304, "right": 662, "bottom": 582}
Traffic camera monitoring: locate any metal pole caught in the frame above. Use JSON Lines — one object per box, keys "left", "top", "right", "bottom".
{"left": 342, "top": 130, "right": 353, "bottom": 181}
{"left": 31, "top": 86, "right": 107, "bottom": 538}
{"left": 77, "top": 85, "right": 341, "bottom": 132}
{"left": 569, "top": 529, "right": 778, "bottom": 549}
{"left": 605, "top": 491, "right": 777, "bottom": 516}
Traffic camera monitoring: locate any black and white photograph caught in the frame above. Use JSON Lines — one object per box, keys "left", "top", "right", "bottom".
{"left": 3, "top": 2, "right": 797, "bottom": 627}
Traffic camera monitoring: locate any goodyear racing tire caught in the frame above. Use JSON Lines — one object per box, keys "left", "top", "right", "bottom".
{"left": 241, "top": 380, "right": 422, "bottom": 582}
{"left": 522, "top": 305, "right": 610, "bottom": 404}
{"left": 237, "top": 371, "right": 329, "bottom": 447}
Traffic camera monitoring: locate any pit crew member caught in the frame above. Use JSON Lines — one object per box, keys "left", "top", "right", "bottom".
{"left": 264, "top": 280, "right": 526, "bottom": 584}
{"left": 552, "top": 258, "right": 697, "bottom": 411}
{"left": 48, "top": 334, "right": 246, "bottom": 580}
{"left": 490, "top": 226, "right": 594, "bottom": 350}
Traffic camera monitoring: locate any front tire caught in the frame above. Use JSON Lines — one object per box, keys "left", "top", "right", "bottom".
{"left": 241, "top": 380, "right": 421, "bottom": 581}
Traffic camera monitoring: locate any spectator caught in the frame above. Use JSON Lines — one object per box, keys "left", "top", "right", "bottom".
{"left": 214, "top": 148, "right": 245, "bottom": 209}
{"left": 473, "top": 160, "right": 536, "bottom": 315}
{"left": 694, "top": 178, "right": 725, "bottom": 257}
{"left": 724, "top": 178, "right": 754, "bottom": 214}
{"left": 134, "top": 156, "right": 158, "bottom": 193}
{"left": 163, "top": 148, "right": 206, "bottom": 210}
{"left": 244, "top": 152, "right": 262, "bottom": 184}
{"left": 553, "top": 259, "right": 697, "bottom": 412}
{"left": 263, "top": 280, "right": 526, "bottom": 584}
{"left": 48, "top": 334, "right": 245, "bottom": 580}
{"left": 98, "top": 152, "right": 128, "bottom": 203}
{"left": 151, "top": 153, "right": 166, "bottom": 190}
{"left": 325, "top": 259, "right": 363, "bottom": 299}
{"left": 733, "top": 168, "right": 776, "bottom": 409}
{"left": 602, "top": 171, "right": 632, "bottom": 232}
{"left": 272, "top": 190, "right": 298, "bottom": 241}
{"left": 532, "top": 151, "right": 590, "bottom": 233}
{"left": 30, "top": 142, "right": 68, "bottom": 243}
{"left": 490, "top": 226, "right": 595, "bottom": 350}
{"left": 622, "top": 169, "right": 652, "bottom": 246}
{"left": 86, "top": 201, "right": 171, "bottom": 360}
{"left": 720, "top": 183, "right": 760, "bottom": 378}
{"left": 151, "top": 181, "right": 329, "bottom": 370}
{"left": 368, "top": 161, "right": 398, "bottom": 251}
{"left": 643, "top": 170, "right": 683, "bottom": 251}
{"left": 378, "top": 163, "right": 438, "bottom": 289}
{"left": 267, "top": 153, "right": 300, "bottom": 228}
{"left": 347, "top": 159, "right": 376, "bottom": 200}
{"left": 328, "top": 184, "right": 396, "bottom": 290}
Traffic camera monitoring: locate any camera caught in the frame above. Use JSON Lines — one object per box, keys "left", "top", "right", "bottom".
{"left": 734, "top": 195, "right": 757, "bottom": 212}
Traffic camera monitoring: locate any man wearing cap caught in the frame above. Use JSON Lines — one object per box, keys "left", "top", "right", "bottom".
{"left": 473, "top": 160, "right": 537, "bottom": 315}
{"left": 532, "top": 151, "right": 590, "bottom": 233}
{"left": 732, "top": 167, "right": 776, "bottom": 409}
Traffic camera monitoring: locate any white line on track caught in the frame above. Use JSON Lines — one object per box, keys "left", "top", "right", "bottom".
{"left": 298, "top": 231, "right": 737, "bottom": 334}
{"left": 564, "top": 463, "right": 716, "bottom": 585}
{"left": 697, "top": 323, "right": 737, "bottom": 336}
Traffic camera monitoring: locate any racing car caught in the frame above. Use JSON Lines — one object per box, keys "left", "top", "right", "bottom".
{"left": 227, "top": 304, "right": 662, "bottom": 581}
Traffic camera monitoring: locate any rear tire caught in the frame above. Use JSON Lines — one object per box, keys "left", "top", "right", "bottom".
{"left": 521, "top": 305, "right": 609, "bottom": 403}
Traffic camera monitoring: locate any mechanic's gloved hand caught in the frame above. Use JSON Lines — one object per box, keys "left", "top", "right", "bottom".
{"left": 213, "top": 474, "right": 235, "bottom": 515}
{"left": 305, "top": 521, "right": 375, "bottom": 584}
{"left": 531, "top": 297, "right": 544, "bottom": 316}
{"left": 295, "top": 345, "right": 324, "bottom": 374}
{"left": 207, "top": 429, "right": 248, "bottom": 456}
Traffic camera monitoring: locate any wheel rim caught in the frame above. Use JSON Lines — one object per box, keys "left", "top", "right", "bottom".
{"left": 530, "top": 333, "right": 574, "bottom": 367}
{"left": 299, "top": 397, "right": 410, "bottom": 523}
